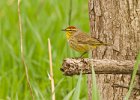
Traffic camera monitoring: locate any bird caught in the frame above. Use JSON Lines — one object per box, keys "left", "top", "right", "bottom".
{"left": 62, "top": 26, "right": 110, "bottom": 57}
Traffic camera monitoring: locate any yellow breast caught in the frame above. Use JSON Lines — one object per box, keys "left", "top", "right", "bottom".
{"left": 66, "top": 32, "right": 72, "bottom": 40}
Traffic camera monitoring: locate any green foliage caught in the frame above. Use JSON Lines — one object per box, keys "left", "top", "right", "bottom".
{"left": 124, "top": 52, "right": 140, "bottom": 100}
{"left": 0, "top": 0, "right": 89, "bottom": 99}
{"left": 63, "top": 88, "right": 75, "bottom": 100}
{"left": 72, "top": 73, "right": 82, "bottom": 100}
{"left": 63, "top": 72, "right": 83, "bottom": 100}
{"left": 91, "top": 66, "right": 100, "bottom": 100}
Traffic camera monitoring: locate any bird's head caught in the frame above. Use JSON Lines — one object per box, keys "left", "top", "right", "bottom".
{"left": 62, "top": 26, "right": 78, "bottom": 40}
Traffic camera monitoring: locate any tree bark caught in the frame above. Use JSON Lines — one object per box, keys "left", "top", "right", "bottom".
{"left": 88, "top": 0, "right": 140, "bottom": 99}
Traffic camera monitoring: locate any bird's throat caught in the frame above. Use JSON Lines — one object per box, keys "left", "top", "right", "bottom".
{"left": 66, "top": 32, "right": 72, "bottom": 40}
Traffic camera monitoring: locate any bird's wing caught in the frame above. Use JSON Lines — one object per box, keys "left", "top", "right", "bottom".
{"left": 74, "top": 32, "right": 103, "bottom": 46}
{"left": 74, "top": 32, "right": 90, "bottom": 41}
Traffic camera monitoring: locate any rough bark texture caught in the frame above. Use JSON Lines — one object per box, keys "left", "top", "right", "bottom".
{"left": 61, "top": 58, "right": 138, "bottom": 75}
{"left": 88, "top": 0, "right": 140, "bottom": 99}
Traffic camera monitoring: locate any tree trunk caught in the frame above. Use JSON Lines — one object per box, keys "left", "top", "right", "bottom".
{"left": 88, "top": 0, "right": 140, "bottom": 99}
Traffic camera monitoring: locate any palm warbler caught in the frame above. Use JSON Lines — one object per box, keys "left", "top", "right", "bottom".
{"left": 62, "top": 26, "right": 110, "bottom": 57}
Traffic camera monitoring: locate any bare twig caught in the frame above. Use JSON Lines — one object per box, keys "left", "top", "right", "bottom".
{"left": 18, "top": 0, "right": 34, "bottom": 99}
{"left": 48, "top": 38, "right": 55, "bottom": 100}
{"left": 61, "top": 58, "right": 137, "bottom": 76}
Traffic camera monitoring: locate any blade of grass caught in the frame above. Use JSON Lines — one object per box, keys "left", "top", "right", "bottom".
{"left": 53, "top": 78, "right": 64, "bottom": 94}
{"left": 26, "top": 17, "right": 43, "bottom": 47}
{"left": 88, "top": 50, "right": 100, "bottom": 100}
{"left": 72, "top": 72, "right": 82, "bottom": 100}
{"left": 91, "top": 65, "right": 100, "bottom": 100}
{"left": 124, "top": 52, "right": 140, "bottom": 100}
{"left": 87, "top": 50, "right": 93, "bottom": 100}
{"left": 48, "top": 38, "right": 55, "bottom": 100}
{"left": 18, "top": 0, "right": 34, "bottom": 99}
{"left": 63, "top": 88, "right": 75, "bottom": 100}
{"left": 68, "top": 0, "right": 72, "bottom": 26}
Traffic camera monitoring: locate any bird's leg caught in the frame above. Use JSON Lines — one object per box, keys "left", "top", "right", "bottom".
{"left": 72, "top": 52, "right": 87, "bottom": 59}
{"left": 80, "top": 52, "right": 87, "bottom": 58}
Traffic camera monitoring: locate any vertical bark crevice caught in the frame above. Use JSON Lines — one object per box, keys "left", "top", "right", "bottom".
{"left": 88, "top": 0, "right": 140, "bottom": 99}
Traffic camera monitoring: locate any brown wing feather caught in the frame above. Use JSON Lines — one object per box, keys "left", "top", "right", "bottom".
{"left": 73, "top": 32, "right": 104, "bottom": 46}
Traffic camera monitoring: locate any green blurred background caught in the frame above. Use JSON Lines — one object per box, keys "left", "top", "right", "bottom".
{"left": 0, "top": 0, "right": 90, "bottom": 99}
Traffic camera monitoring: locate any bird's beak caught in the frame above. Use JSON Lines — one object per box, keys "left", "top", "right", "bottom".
{"left": 61, "top": 29, "right": 66, "bottom": 31}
